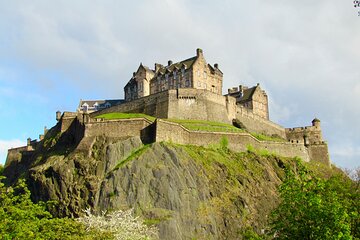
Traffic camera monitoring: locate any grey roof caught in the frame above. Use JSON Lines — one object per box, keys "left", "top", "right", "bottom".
{"left": 78, "top": 99, "right": 124, "bottom": 109}
{"left": 156, "top": 56, "right": 197, "bottom": 75}
{"left": 227, "top": 86, "right": 258, "bottom": 103}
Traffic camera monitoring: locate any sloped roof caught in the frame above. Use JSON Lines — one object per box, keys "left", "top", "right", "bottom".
{"left": 78, "top": 99, "right": 124, "bottom": 109}
{"left": 156, "top": 56, "right": 197, "bottom": 75}
{"left": 238, "top": 86, "right": 257, "bottom": 103}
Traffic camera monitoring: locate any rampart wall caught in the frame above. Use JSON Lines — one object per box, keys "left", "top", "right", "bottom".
{"left": 60, "top": 112, "right": 79, "bottom": 133}
{"left": 286, "top": 125, "right": 323, "bottom": 145}
{"left": 155, "top": 119, "right": 310, "bottom": 161}
{"left": 167, "top": 89, "right": 236, "bottom": 123}
{"left": 84, "top": 118, "right": 154, "bottom": 141}
{"left": 90, "top": 89, "right": 287, "bottom": 140}
{"left": 91, "top": 91, "right": 170, "bottom": 119}
{"left": 235, "top": 106, "right": 286, "bottom": 138}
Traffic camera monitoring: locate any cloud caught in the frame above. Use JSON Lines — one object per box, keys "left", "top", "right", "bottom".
{"left": 0, "top": 139, "right": 24, "bottom": 165}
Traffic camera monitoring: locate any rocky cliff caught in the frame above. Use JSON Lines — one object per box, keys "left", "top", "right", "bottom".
{"left": 4, "top": 126, "right": 297, "bottom": 239}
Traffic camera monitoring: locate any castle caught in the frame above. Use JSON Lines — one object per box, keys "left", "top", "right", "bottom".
{"left": 6, "top": 49, "right": 330, "bottom": 167}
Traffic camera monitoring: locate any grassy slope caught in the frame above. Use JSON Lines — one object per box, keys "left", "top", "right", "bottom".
{"left": 96, "top": 112, "right": 156, "bottom": 122}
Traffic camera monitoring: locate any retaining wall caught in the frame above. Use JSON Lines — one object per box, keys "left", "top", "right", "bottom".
{"left": 84, "top": 118, "right": 153, "bottom": 139}
{"left": 155, "top": 119, "right": 310, "bottom": 161}
{"left": 235, "top": 106, "right": 286, "bottom": 138}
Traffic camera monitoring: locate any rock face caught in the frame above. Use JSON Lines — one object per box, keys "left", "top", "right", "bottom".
{"left": 4, "top": 133, "right": 288, "bottom": 239}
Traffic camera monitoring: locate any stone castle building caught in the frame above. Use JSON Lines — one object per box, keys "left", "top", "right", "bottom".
{"left": 125, "top": 49, "right": 223, "bottom": 101}
{"left": 227, "top": 84, "right": 269, "bottom": 120}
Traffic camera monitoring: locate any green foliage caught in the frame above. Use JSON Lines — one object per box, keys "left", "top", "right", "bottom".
{"left": 270, "top": 162, "right": 357, "bottom": 239}
{"left": 96, "top": 112, "right": 156, "bottom": 122}
{"left": 0, "top": 177, "right": 113, "bottom": 239}
{"left": 219, "top": 136, "right": 229, "bottom": 152}
{"left": 0, "top": 164, "right": 3, "bottom": 176}
{"left": 250, "top": 133, "right": 286, "bottom": 142}
{"left": 113, "top": 144, "right": 151, "bottom": 171}
{"left": 166, "top": 119, "right": 244, "bottom": 133}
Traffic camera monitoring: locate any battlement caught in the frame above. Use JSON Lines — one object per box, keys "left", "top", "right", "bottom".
{"left": 285, "top": 118, "right": 323, "bottom": 145}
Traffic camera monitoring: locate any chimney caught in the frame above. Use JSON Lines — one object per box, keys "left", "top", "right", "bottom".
{"left": 155, "top": 63, "right": 162, "bottom": 72}
{"left": 56, "top": 111, "right": 61, "bottom": 121}
{"left": 239, "top": 85, "right": 244, "bottom": 96}
{"left": 27, "top": 138, "right": 31, "bottom": 146}
{"left": 196, "top": 48, "right": 203, "bottom": 57}
{"left": 214, "top": 63, "right": 218, "bottom": 69}
{"left": 168, "top": 60, "right": 173, "bottom": 66}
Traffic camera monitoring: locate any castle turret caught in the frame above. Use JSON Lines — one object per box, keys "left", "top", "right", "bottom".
{"left": 56, "top": 111, "right": 61, "bottom": 121}
{"left": 196, "top": 48, "right": 203, "bottom": 57}
{"left": 312, "top": 118, "right": 321, "bottom": 128}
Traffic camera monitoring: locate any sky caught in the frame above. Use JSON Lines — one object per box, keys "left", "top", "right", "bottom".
{"left": 0, "top": 0, "right": 359, "bottom": 169}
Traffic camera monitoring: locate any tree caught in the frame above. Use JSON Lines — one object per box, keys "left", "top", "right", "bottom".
{"left": 270, "top": 163, "right": 353, "bottom": 240}
{"left": 0, "top": 177, "right": 113, "bottom": 239}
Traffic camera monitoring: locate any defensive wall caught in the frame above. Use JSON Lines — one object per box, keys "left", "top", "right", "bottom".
{"left": 155, "top": 119, "right": 312, "bottom": 162}
{"left": 235, "top": 106, "right": 286, "bottom": 138}
{"left": 91, "top": 88, "right": 285, "bottom": 139}
{"left": 285, "top": 124, "right": 323, "bottom": 145}
{"left": 5, "top": 113, "right": 330, "bottom": 168}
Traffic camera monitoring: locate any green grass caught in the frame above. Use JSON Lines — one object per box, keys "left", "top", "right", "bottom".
{"left": 96, "top": 112, "right": 156, "bottom": 122}
{"left": 112, "top": 144, "right": 151, "bottom": 171}
{"left": 165, "top": 119, "right": 244, "bottom": 133}
{"left": 250, "top": 133, "right": 286, "bottom": 142}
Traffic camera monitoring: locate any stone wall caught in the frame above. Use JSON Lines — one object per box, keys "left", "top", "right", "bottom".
{"left": 60, "top": 112, "right": 78, "bottom": 133}
{"left": 235, "top": 106, "right": 286, "bottom": 138}
{"left": 84, "top": 118, "right": 153, "bottom": 139}
{"left": 307, "top": 144, "right": 330, "bottom": 166}
{"left": 167, "top": 89, "right": 236, "bottom": 124}
{"left": 286, "top": 125, "right": 323, "bottom": 145}
{"left": 155, "top": 119, "right": 310, "bottom": 161}
{"left": 91, "top": 91, "right": 170, "bottom": 119}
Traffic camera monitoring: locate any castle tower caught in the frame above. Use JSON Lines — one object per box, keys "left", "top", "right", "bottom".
{"left": 312, "top": 118, "right": 321, "bottom": 127}
{"left": 56, "top": 111, "right": 61, "bottom": 121}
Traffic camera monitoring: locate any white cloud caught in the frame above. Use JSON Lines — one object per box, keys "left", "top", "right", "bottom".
{"left": 0, "top": 139, "right": 25, "bottom": 165}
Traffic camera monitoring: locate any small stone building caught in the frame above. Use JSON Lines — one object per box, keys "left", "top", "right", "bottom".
{"left": 227, "top": 84, "right": 269, "bottom": 120}
{"left": 77, "top": 99, "right": 124, "bottom": 113}
{"left": 124, "top": 49, "right": 223, "bottom": 101}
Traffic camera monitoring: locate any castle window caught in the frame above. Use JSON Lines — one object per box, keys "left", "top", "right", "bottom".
{"left": 173, "top": 72, "right": 177, "bottom": 79}
{"left": 185, "top": 80, "right": 190, "bottom": 87}
{"left": 197, "top": 81, "right": 201, "bottom": 87}
{"left": 197, "top": 70, "right": 200, "bottom": 77}
{"left": 181, "top": 69, "right": 185, "bottom": 77}
{"left": 165, "top": 74, "right": 168, "bottom": 81}
{"left": 203, "top": 71, "right": 207, "bottom": 79}
{"left": 204, "top": 83, "right": 207, "bottom": 89}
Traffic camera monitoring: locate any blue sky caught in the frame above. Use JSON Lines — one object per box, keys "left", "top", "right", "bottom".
{"left": 0, "top": 0, "right": 359, "bottom": 169}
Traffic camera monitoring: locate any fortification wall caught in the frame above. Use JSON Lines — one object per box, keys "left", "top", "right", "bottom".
{"left": 167, "top": 89, "right": 236, "bottom": 124}
{"left": 5, "top": 146, "right": 29, "bottom": 168}
{"left": 84, "top": 118, "right": 153, "bottom": 139}
{"left": 156, "top": 119, "right": 310, "bottom": 161}
{"left": 90, "top": 91, "right": 170, "bottom": 119}
{"left": 60, "top": 112, "right": 78, "bottom": 133}
{"left": 307, "top": 144, "right": 330, "bottom": 166}
{"left": 235, "top": 106, "right": 286, "bottom": 138}
{"left": 286, "top": 125, "right": 323, "bottom": 144}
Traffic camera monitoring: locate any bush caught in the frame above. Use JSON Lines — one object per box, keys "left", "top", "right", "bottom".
{"left": 0, "top": 177, "right": 113, "bottom": 239}
{"left": 78, "top": 208, "right": 159, "bottom": 240}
